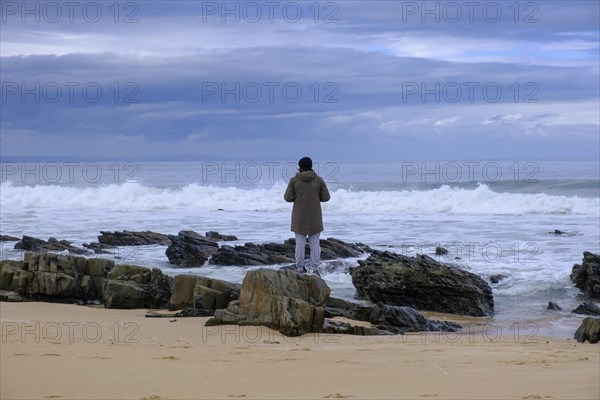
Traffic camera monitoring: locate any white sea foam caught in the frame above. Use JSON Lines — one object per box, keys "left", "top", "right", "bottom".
{"left": 1, "top": 181, "right": 597, "bottom": 215}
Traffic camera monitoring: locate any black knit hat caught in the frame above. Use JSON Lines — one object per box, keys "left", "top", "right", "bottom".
{"left": 298, "top": 157, "right": 313, "bottom": 170}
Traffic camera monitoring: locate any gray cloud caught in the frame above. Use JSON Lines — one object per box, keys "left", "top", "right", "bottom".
{"left": 0, "top": 0, "right": 598, "bottom": 160}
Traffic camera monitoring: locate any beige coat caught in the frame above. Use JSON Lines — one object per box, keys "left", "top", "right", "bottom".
{"left": 284, "top": 170, "right": 330, "bottom": 235}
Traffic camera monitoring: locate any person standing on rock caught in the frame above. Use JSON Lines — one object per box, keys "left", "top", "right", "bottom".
{"left": 284, "top": 157, "right": 331, "bottom": 276}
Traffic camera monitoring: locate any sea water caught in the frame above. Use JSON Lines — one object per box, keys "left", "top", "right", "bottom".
{"left": 1, "top": 160, "right": 598, "bottom": 338}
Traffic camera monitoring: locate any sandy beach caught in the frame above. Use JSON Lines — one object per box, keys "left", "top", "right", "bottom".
{"left": 1, "top": 302, "right": 598, "bottom": 400}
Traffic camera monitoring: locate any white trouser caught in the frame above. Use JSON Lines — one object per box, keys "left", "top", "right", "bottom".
{"left": 295, "top": 232, "right": 321, "bottom": 271}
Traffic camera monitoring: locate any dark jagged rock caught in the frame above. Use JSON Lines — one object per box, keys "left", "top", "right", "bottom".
{"left": 490, "top": 274, "right": 508, "bottom": 284}
{"left": 209, "top": 243, "right": 291, "bottom": 266}
{"left": 82, "top": 242, "right": 115, "bottom": 254}
{"left": 547, "top": 301, "right": 562, "bottom": 311}
{"left": 0, "top": 235, "right": 20, "bottom": 241}
{"left": 165, "top": 231, "right": 219, "bottom": 267}
{"left": 169, "top": 274, "right": 241, "bottom": 311}
{"left": 103, "top": 265, "right": 173, "bottom": 309}
{"left": 14, "top": 235, "right": 88, "bottom": 254}
{"left": 574, "top": 317, "right": 600, "bottom": 344}
{"left": 205, "top": 231, "right": 238, "bottom": 241}
{"left": 315, "top": 238, "right": 372, "bottom": 259}
{"left": 549, "top": 229, "right": 578, "bottom": 237}
{"left": 206, "top": 269, "right": 330, "bottom": 337}
{"left": 572, "top": 301, "right": 600, "bottom": 316}
{"left": 435, "top": 246, "right": 449, "bottom": 255}
{"left": 570, "top": 252, "right": 600, "bottom": 299}
{"left": 351, "top": 250, "right": 494, "bottom": 317}
{"left": 98, "top": 230, "right": 171, "bottom": 246}
{"left": 325, "top": 297, "right": 461, "bottom": 334}
{"left": 209, "top": 237, "right": 372, "bottom": 266}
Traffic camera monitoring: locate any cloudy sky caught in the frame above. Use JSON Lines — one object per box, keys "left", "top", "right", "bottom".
{"left": 1, "top": 0, "right": 598, "bottom": 160}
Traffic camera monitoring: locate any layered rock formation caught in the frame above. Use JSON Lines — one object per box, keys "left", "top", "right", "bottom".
{"left": 4, "top": 233, "right": 492, "bottom": 338}
{"left": 169, "top": 274, "right": 241, "bottom": 312}
{"left": 0, "top": 252, "right": 113, "bottom": 302}
{"left": 206, "top": 269, "right": 330, "bottom": 336}
{"left": 205, "top": 268, "right": 462, "bottom": 337}
{"left": 103, "top": 264, "right": 173, "bottom": 309}
{"left": 0, "top": 252, "right": 172, "bottom": 309}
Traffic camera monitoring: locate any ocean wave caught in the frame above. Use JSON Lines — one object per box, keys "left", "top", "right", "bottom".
{"left": 1, "top": 181, "right": 598, "bottom": 215}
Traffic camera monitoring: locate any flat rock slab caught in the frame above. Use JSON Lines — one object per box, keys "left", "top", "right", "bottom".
{"left": 98, "top": 230, "right": 171, "bottom": 246}
{"left": 145, "top": 310, "right": 180, "bottom": 318}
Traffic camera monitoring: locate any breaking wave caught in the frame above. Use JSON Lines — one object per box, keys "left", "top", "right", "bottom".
{"left": 1, "top": 181, "right": 597, "bottom": 215}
